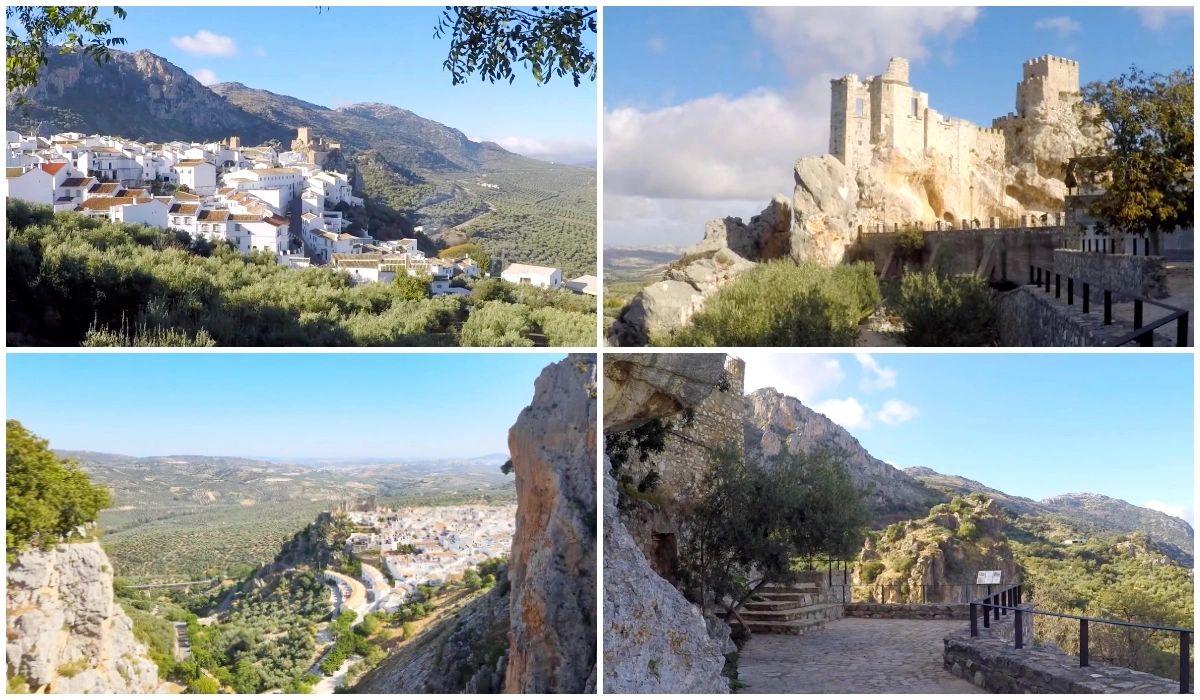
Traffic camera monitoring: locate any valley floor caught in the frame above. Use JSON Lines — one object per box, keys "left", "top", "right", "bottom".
{"left": 736, "top": 618, "right": 986, "bottom": 694}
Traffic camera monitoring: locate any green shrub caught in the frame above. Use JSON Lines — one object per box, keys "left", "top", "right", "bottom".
{"left": 458, "top": 301, "right": 534, "bottom": 346}
{"left": 956, "top": 521, "right": 980, "bottom": 541}
{"left": 861, "top": 560, "right": 886, "bottom": 584}
{"left": 895, "top": 271, "right": 997, "bottom": 346}
{"left": 663, "top": 261, "right": 880, "bottom": 346}
{"left": 6, "top": 420, "right": 112, "bottom": 557}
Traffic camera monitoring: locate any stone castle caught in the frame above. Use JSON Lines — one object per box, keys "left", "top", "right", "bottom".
{"left": 829, "top": 55, "right": 1084, "bottom": 222}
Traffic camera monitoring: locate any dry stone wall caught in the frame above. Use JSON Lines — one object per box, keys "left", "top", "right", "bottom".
{"left": 1051, "top": 250, "right": 1169, "bottom": 302}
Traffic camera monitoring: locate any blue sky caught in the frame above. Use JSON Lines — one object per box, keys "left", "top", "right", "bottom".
{"left": 46, "top": 6, "right": 596, "bottom": 164}
{"left": 6, "top": 353, "right": 564, "bottom": 460}
{"left": 743, "top": 352, "right": 1195, "bottom": 524}
{"left": 603, "top": 6, "right": 1195, "bottom": 248}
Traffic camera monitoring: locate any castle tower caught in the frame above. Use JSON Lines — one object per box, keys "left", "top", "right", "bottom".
{"left": 296, "top": 127, "right": 312, "bottom": 146}
{"left": 830, "top": 74, "right": 870, "bottom": 168}
{"left": 1015, "top": 55, "right": 1080, "bottom": 117}
{"left": 881, "top": 57, "right": 910, "bottom": 84}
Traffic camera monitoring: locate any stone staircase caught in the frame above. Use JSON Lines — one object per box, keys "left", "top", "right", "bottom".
{"left": 736, "top": 582, "right": 843, "bottom": 635}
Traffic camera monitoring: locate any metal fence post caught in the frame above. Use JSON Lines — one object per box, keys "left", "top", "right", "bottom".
{"left": 1181, "top": 631, "right": 1190, "bottom": 694}
{"left": 1080, "top": 619, "right": 1089, "bottom": 667}
{"left": 1015, "top": 608, "right": 1024, "bottom": 649}
{"left": 983, "top": 601, "right": 990, "bottom": 629}
{"left": 1104, "top": 291, "right": 1112, "bottom": 325}
{"left": 1055, "top": 274, "right": 1061, "bottom": 298}
{"left": 1067, "top": 278, "right": 1074, "bottom": 305}
{"left": 1178, "top": 313, "right": 1190, "bottom": 348}
{"left": 1083, "top": 283, "right": 1090, "bottom": 313}
{"left": 994, "top": 594, "right": 1001, "bottom": 621}
{"left": 970, "top": 602, "right": 978, "bottom": 637}
{"left": 1134, "top": 299, "right": 1144, "bottom": 329}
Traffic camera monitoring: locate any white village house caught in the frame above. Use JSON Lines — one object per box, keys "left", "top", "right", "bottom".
{"left": 501, "top": 263, "right": 563, "bottom": 289}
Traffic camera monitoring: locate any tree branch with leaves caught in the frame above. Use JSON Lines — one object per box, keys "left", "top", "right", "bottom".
{"left": 6, "top": 6, "right": 127, "bottom": 94}
{"left": 434, "top": 6, "right": 596, "bottom": 86}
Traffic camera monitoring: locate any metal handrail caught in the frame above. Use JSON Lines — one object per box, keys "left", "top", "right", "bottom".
{"left": 1028, "top": 265, "right": 1190, "bottom": 347}
{"left": 968, "top": 583, "right": 1192, "bottom": 693}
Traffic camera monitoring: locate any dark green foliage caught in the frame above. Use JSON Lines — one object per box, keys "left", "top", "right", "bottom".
{"left": 665, "top": 261, "right": 880, "bottom": 346}
{"left": 435, "top": 6, "right": 596, "bottom": 86}
{"left": 393, "top": 273, "right": 431, "bottom": 300}
{"left": 1080, "top": 66, "right": 1194, "bottom": 237}
{"left": 6, "top": 420, "right": 112, "bottom": 556}
{"left": 895, "top": 270, "right": 997, "bottom": 346}
{"left": 184, "top": 569, "right": 332, "bottom": 693}
{"left": 6, "top": 203, "right": 592, "bottom": 346}
{"left": 499, "top": 459, "right": 513, "bottom": 476}
{"left": 679, "top": 448, "right": 869, "bottom": 614}
{"left": 637, "top": 470, "right": 662, "bottom": 494}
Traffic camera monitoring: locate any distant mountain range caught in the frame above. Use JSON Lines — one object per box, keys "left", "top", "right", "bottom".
{"left": 906, "top": 466, "right": 1194, "bottom": 565}
{"left": 56, "top": 450, "right": 514, "bottom": 510}
{"left": 7, "top": 48, "right": 560, "bottom": 176}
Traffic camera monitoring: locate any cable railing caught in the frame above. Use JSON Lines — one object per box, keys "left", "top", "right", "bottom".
{"left": 1029, "top": 264, "right": 1190, "bottom": 347}
{"left": 969, "top": 583, "right": 1193, "bottom": 694}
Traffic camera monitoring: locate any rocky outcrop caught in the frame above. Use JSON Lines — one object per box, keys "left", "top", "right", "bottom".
{"left": 353, "top": 580, "right": 511, "bottom": 693}
{"left": 603, "top": 353, "right": 730, "bottom": 433}
{"left": 853, "top": 496, "right": 1018, "bottom": 603}
{"left": 8, "top": 49, "right": 285, "bottom": 144}
{"left": 744, "top": 388, "right": 942, "bottom": 523}
{"left": 603, "top": 353, "right": 733, "bottom": 693}
{"left": 6, "top": 541, "right": 160, "bottom": 694}
{"left": 603, "top": 466, "right": 731, "bottom": 693}
{"left": 607, "top": 198, "right": 790, "bottom": 345}
{"left": 503, "top": 355, "right": 596, "bottom": 693}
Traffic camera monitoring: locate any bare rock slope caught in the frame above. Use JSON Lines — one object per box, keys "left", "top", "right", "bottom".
{"left": 6, "top": 542, "right": 160, "bottom": 694}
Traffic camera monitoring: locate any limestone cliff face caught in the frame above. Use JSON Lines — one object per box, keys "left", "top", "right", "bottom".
{"left": 6, "top": 541, "right": 160, "bottom": 694}
{"left": 853, "top": 496, "right": 1019, "bottom": 603}
{"left": 603, "top": 353, "right": 733, "bottom": 693}
{"left": 743, "top": 388, "right": 941, "bottom": 524}
{"left": 504, "top": 355, "right": 597, "bottom": 693}
{"left": 9, "top": 49, "right": 284, "bottom": 144}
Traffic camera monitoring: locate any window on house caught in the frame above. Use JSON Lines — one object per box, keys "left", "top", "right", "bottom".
{"left": 911, "top": 97, "right": 919, "bottom": 117}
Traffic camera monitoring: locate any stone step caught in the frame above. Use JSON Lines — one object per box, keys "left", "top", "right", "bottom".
{"left": 743, "top": 594, "right": 822, "bottom": 611}
{"left": 743, "top": 617, "right": 831, "bottom": 636}
{"left": 738, "top": 602, "right": 844, "bottom": 624}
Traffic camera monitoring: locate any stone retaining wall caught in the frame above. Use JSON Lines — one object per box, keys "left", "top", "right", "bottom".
{"left": 850, "top": 227, "right": 1071, "bottom": 281}
{"left": 1051, "top": 250, "right": 1168, "bottom": 302}
{"left": 844, "top": 603, "right": 968, "bottom": 620}
{"left": 994, "top": 286, "right": 1145, "bottom": 346}
{"left": 944, "top": 615, "right": 1181, "bottom": 694}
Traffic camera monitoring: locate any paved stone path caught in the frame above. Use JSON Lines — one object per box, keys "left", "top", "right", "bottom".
{"left": 737, "top": 618, "right": 987, "bottom": 693}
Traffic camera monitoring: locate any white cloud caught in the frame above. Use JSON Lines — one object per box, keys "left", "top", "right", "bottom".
{"left": 1143, "top": 500, "right": 1194, "bottom": 525}
{"left": 647, "top": 35, "right": 667, "bottom": 54}
{"left": 170, "top": 30, "right": 238, "bottom": 57}
{"left": 481, "top": 135, "right": 596, "bottom": 165}
{"left": 603, "top": 7, "right": 980, "bottom": 250}
{"left": 192, "top": 68, "right": 218, "bottom": 86}
{"left": 748, "top": 6, "right": 979, "bottom": 78}
{"left": 605, "top": 87, "right": 824, "bottom": 202}
{"left": 815, "top": 397, "right": 871, "bottom": 429}
{"left": 742, "top": 354, "right": 845, "bottom": 403}
{"left": 855, "top": 353, "right": 896, "bottom": 391}
{"left": 1033, "top": 16, "right": 1082, "bottom": 37}
{"left": 876, "top": 400, "right": 918, "bottom": 426}
{"left": 1135, "top": 7, "right": 1192, "bottom": 30}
